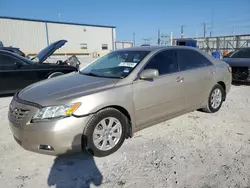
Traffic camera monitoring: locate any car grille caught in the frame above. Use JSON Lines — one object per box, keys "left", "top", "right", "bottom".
{"left": 9, "top": 107, "right": 30, "bottom": 125}
{"left": 231, "top": 67, "right": 249, "bottom": 81}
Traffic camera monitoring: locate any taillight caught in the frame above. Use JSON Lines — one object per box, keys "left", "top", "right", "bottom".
{"left": 228, "top": 66, "right": 232, "bottom": 73}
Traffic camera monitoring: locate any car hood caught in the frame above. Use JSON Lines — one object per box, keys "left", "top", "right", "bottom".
{"left": 18, "top": 72, "right": 119, "bottom": 106}
{"left": 223, "top": 58, "right": 250, "bottom": 67}
{"left": 33, "top": 40, "right": 67, "bottom": 64}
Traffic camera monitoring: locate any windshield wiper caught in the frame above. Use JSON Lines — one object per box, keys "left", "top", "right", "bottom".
{"left": 80, "top": 72, "right": 123, "bottom": 79}
{"left": 102, "top": 75, "right": 124, "bottom": 79}
{"left": 80, "top": 72, "right": 100, "bottom": 77}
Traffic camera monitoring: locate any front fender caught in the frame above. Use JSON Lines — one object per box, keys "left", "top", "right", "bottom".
{"left": 72, "top": 84, "right": 136, "bottom": 134}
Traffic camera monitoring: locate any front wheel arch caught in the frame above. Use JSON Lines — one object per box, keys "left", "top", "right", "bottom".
{"left": 82, "top": 107, "right": 129, "bottom": 157}
{"left": 47, "top": 72, "right": 64, "bottom": 79}
{"left": 202, "top": 83, "right": 225, "bottom": 113}
{"left": 217, "top": 81, "right": 226, "bottom": 101}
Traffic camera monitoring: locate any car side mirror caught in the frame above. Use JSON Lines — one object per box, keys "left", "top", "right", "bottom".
{"left": 139, "top": 69, "right": 159, "bottom": 79}
{"left": 15, "top": 62, "right": 23, "bottom": 68}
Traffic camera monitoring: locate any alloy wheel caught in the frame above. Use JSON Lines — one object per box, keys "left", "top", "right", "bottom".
{"left": 210, "top": 88, "right": 222, "bottom": 109}
{"left": 93, "top": 117, "right": 122, "bottom": 151}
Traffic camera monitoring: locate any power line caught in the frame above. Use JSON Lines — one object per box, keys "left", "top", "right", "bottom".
{"left": 210, "top": 24, "right": 250, "bottom": 31}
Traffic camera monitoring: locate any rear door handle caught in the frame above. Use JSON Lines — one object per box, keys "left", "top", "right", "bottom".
{"left": 176, "top": 77, "right": 184, "bottom": 82}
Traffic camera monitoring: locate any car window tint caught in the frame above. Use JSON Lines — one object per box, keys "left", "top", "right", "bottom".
{"left": 144, "top": 50, "right": 178, "bottom": 75}
{"left": 177, "top": 49, "right": 212, "bottom": 71}
{"left": 0, "top": 54, "right": 17, "bottom": 66}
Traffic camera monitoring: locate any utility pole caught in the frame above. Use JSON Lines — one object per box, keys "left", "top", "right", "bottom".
{"left": 232, "top": 26, "right": 235, "bottom": 43}
{"left": 195, "top": 30, "right": 198, "bottom": 39}
{"left": 210, "top": 8, "right": 214, "bottom": 37}
{"left": 181, "top": 25, "right": 184, "bottom": 38}
{"left": 170, "top": 32, "right": 173, "bottom": 45}
{"left": 133, "top": 32, "right": 136, "bottom": 47}
{"left": 232, "top": 26, "right": 235, "bottom": 35}
{"left": 158, "top": 29, "right": 161, "bottom": 45}
{"left": 203, "top": 22, "right": 206, "bottom": 38}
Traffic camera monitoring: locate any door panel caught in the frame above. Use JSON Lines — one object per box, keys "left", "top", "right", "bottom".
{"left": 0, "top": 65, "right": 20, "bottom": 94}
{"left": 132, "top": 49, "right": 185, "bottom": 127}
{"left": 17, "top": 64, "right": 74, "bottom": 89}
{"left": 0, "top": 52, "right": 75, "bottom": 94}
{"left": 0, "top": 53, "right": 22, "bottom": 94}
{"left": 177, "top": 49, "right": 216, "bottom": 110}
{"left": 133, "top": 73, "right": 185, "bottom": 126}
{"left": 17, "top": 64, "right": 51, "bottom": 88}
{"left": 181, "top": 66, "right": 215, "bottom": 109}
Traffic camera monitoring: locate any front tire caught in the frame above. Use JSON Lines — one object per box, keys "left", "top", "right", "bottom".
{"left": 83, "top": 108, "right": 127, "bottom": 157}
{"left": 202, "top": 84, "right": 225, "bottom": 113}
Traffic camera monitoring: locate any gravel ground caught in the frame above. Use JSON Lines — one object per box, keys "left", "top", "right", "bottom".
{"left": 1, "top": 83, "right": 250, "bottom": 188}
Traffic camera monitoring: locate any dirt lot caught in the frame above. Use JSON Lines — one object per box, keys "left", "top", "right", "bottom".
{"left": 0, "top": 84, "right": 250, "bottom": 188}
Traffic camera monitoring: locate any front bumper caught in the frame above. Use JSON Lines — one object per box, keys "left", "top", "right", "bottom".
{"left": 8, "top": 98, "right": 92, "bottom": 156}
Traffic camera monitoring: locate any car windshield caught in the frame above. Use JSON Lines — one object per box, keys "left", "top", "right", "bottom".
{"left": 80, "top": 50, "right": 150, "bottom": 78}
{"left": 229, "top": 48, "right": 250, "bottom": 58}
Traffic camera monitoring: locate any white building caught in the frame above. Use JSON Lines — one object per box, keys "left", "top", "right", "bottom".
{"left": 0, "top": 17, "right": 116, "bottom": 55}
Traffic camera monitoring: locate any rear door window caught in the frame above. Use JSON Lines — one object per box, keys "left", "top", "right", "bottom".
{"left": 177, "top": 49, "right": 213, "bottom": 71}
{"left": 144, "top": 50, "right": 179, "bottom": 75}
{"left": 229, "top": 48, "right": 250, "bottom": 58}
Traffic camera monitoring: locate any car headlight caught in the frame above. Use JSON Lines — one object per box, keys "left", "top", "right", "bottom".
{"left": 32, "top": 103, "right": 81, "bottom": 122}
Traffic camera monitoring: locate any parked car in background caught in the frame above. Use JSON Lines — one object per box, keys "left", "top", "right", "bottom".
{"left": 0, "top": 40, "right": 79, "bottom": 94}
{"left": 222, "top": 50, "right": 234, "bottom": 58}
{"left": 223, "top": 47, "right": 250, "bottom": 82}
{"left": 0, "top": 41, "right": 26, "bottom": 57}
{"left": 8, "top": 46, "right": 231, "bottom": 157}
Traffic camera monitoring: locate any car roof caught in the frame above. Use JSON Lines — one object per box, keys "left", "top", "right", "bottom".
{"left": 0, "top": 49, "right": 34, "bottom": 63}
{"left": 116, "top": 45, "right": 199, "bottom": 52}
{"left": 0, "top": 49, "right": 19, "bottom": 55}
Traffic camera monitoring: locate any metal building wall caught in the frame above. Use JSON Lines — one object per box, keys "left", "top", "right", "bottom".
{"left": 47, "top": 23, "right": 114, "bottom": 53}
{"left": 0, "top": 17, "right": 116, "bottom": 54}
{"left": 174, "top": 34, "right": 250, "bottom": 54}
{"left": 195, "top": 35, "right": 250, "bottom": 53}
{"left": 0, "top": 18, "right": 47, "bottom": 52}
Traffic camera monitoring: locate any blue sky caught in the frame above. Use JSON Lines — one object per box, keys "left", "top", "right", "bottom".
{"left": 0, "top": 0, "right": 250, "bottom": 45}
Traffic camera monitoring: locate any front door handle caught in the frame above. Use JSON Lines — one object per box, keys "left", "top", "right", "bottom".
{"left": 210, "top": 69, "right": 216, "bottom": 75}
{"left": 176, "top": 77, "right": 184, "bottom": 82}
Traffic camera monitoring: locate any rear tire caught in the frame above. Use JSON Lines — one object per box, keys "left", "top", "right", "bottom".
{"left": 83, "top": 108, "right": 127, "bottom": 157}
{"left": 202, "top": 84, "right": 225, "bottom": 113}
